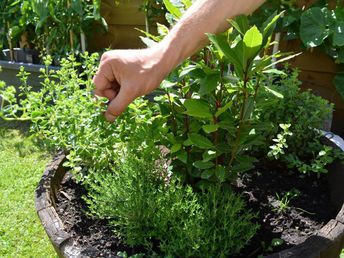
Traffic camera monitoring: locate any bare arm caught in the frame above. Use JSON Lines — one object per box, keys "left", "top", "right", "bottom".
{"left": 160, "top": 0, "right": 266, "bottom": 72}
{"left": 93, "top": 0, "right": 265, "bottom": 122}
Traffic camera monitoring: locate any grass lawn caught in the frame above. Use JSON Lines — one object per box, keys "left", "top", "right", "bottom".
{"left": 0, "top": 126, "right": 57, "bottom": 258}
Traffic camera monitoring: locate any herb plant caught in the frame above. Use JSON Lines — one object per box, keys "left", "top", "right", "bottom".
{"left": 153, "top": 13, "right": 299, "bottom": 186}
{"left": 0, "top": 53, "right": 164, "bottom": 181}
{"left": 1, "top": 3, "right": 342, "bottom": 257}
{"left": 85, "top": 146, "right": 258, "bottom": 258}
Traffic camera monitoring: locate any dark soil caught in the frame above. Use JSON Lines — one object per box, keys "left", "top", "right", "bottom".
{"left": 56, "top": 173, "right": 142, "bottom": 257}
{"left": 233, "top": 164, "right": 338, "bottom": 257}
{"left": 56, "top": 166, "right": 339, "bottom": 258}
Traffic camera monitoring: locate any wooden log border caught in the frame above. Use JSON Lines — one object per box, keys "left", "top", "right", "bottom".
{"left": 35, "top": 142, "right": 344, "bottom": 258}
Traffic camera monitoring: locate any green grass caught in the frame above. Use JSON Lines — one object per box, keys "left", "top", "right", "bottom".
{"left": 0, "top": 128, "right": 57, "bottom": 258}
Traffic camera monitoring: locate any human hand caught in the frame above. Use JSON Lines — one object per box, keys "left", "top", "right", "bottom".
{"left": 93, "top": 46, "right": 171, "bottom": 122}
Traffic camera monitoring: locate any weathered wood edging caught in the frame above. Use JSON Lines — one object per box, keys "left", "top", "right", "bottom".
{"left": 36, "top": 140, "right": 344, "bottom": 258}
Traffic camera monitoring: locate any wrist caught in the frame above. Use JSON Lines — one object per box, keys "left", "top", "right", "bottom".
{"left": 153, "top": 38, "right": 181, "bottom": 78}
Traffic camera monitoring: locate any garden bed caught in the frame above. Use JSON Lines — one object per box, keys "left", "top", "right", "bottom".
{"left": 36, "top": 135, "right": 344, "bottom": 258}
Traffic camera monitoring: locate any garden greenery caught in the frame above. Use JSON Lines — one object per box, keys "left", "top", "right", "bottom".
{"left": 85, "top": 147, "right": 258, "bottom": 257}
{"left": 253, "top": 0, "right": 344, "bottom": 100}
{"left": 0, "top": 9, "right": 342, "bottom": 257}
{"left": 0, "top": 0, "right": 107, "bottom": 60}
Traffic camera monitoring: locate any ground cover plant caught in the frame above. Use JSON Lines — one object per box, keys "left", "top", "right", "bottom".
{"left": 0, "top": 126, "right": 56, "bottom": 258}
{"left": 1, "top": 6, "right": 343, "bottom": 257}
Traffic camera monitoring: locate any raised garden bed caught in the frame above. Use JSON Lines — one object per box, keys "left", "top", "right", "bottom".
{"left": 36, "top": 135, "right": 344, "bottom": 258}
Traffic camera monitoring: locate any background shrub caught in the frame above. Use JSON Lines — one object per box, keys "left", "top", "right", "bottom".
{"left": 254, "top": 69, "right": 341, "bottom": 174}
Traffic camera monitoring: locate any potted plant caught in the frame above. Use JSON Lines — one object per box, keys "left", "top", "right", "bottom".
{"left": 0, "top": 0, "right": 107, "bottom": 89}
{"left": 1, "top": 9, "right": 344, "bottom": 258}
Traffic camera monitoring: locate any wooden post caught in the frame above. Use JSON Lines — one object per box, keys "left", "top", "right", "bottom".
{"left": 6, "top": 21, "right": 14, "bottom": 62}
{"left": 67, "top": 0, "right": 74, "bottom": 52}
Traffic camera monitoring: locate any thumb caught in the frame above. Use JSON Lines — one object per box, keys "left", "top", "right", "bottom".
{"left": 104, "top": 87, "right": 135, "bottom": 122}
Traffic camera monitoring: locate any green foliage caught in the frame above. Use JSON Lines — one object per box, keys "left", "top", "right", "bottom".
{"left": 274, "top": 188, "right": 300, "bottom": 213}
{"left": 85, "top": 148, "right": 258, "bottom": 258}
{"left": 268, "top": 124, "right": 293, "bottom": 159}
{"left": 30, "top": 0, "right": 107, "bottom": 59}
{"left": 299, "top": 4, "right": 344, "bottom": 99}
{"left": 0, "top": 0, "right": 106, "bottom": 61}
{"left": 253, "top": 1, "right": 344, "bottom": 100}
{"left": 0, "top": 0, "right": 34, "bottom": 50}
{"left": 0, "top": 53, "right": 164, "bottom": 181}
{"left": 300, "top": 7, "right": 331, "bottom": 48}
{"left": 255, "top": 69, "right": 339, "bottom": 174}
{"left": 153, "top": 13, "right": 300, "bottom": 185}
{"left": 285, "top": 145, "right": 343, "bottom": 175}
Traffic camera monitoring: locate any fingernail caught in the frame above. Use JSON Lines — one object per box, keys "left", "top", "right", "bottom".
{"left": 105, "top": 111, "right": 117, "bottom": 123}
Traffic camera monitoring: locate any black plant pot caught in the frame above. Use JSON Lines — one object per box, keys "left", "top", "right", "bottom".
{"left": 0, "top": 60, "right": 59, "bottom": 90}
{"left": 2, "top": 48, "right": 40, "bottom": 64}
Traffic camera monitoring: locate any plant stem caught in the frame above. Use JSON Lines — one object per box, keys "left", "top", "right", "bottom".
{"left": 228, "top": 74, "right": 249, "bottom": 168}
{"left": 166, "top": 91, "right": 177, "bottom": 135}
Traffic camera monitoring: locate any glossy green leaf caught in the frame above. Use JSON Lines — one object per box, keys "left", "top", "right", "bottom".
{"left": 163, "top": 0, "right": 182, "bottom": 18}
{"left": 332, "top": 21, "right": 344, "bottom": 47}
{"left": 171, "top": 143, "right": 182, "bottom": 153}
{"left": 199, "top": 73, "right": 220, "bottom": 96}
{"left": 262, "top": 11, "right": 283, "bottom": 46}
{"left": 300, "top": 7, "right": 330, "bottom": 48}
{"left": 264, "top": 52, "right": 301, "bottom": 70}
{"left": 216, "top": 143, "right": 232, "bottom": 153}
{"left": 160, "top": 80, "right": 177, "bottom": 89}
{"left": 201, "top": 169, "right": 214, "bottom": 179}
{"left": 207, "top": 33, "right": 243, "bottom": 77}
{"left": 243, "top": 97, "right": 254, "bottom": 121}
{"left": 218, "top": 120, "right": 236, "bottom": 135}
{"left": 183, "top": 99, "right": 213, "bottom": 118}
{"left": 202, "top": 124, "right": 219, "bottom": 133}
{"left": 202, "top": 150, "right": 217, "bottom": 162}
{"left": 243, "top": 26, "right": 263, "bottom": 61}
{"left": 215, "top": 166, "right": 226, "bottom": 183}
{"left": 183, "top": 138, "right": 193, "bottom": 147}
{"left": 193, "top": 160, "right": 214, "bottom": 169}
{"left": 177, "top": 151, "right": 188, "bottom": 164}
{"left": 180, "top": 65, "right": 206, "bottom": 78}
{"left": 189, "top": 133, "right": 214, "bottom": 149}
{"left": 215, "top": 101, "right": 233, "bottom": 117}
{"left": 262, "top": 69, "right": 286, "bottom": 76}
{"left": 231, "top": 156, "right": 256, "bottom": 174}
{"left": 229, "top": 15, "right": 249, "bottom": 36}
{"left": 263, "top": 86, "right": 284, "bottom": 99}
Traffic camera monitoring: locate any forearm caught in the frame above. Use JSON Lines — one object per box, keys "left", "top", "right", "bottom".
{"left": 157, "top": 0, "right": 265, "bottom": 74}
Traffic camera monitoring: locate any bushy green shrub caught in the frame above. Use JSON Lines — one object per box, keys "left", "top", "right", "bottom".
{"left": 85, "top": 147, "right": 258, "bottom": 258}
{"left": 254, "top": 69, "right": 344, "bottom": 174}
{"left": 160, "top": 184, "right": 259, "bottom": 258}
{"left": 0, "top": 53, "right": 164, "bottom": 181}
{"left": 256, "top": 69, "right": 332, "bottom": 151}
